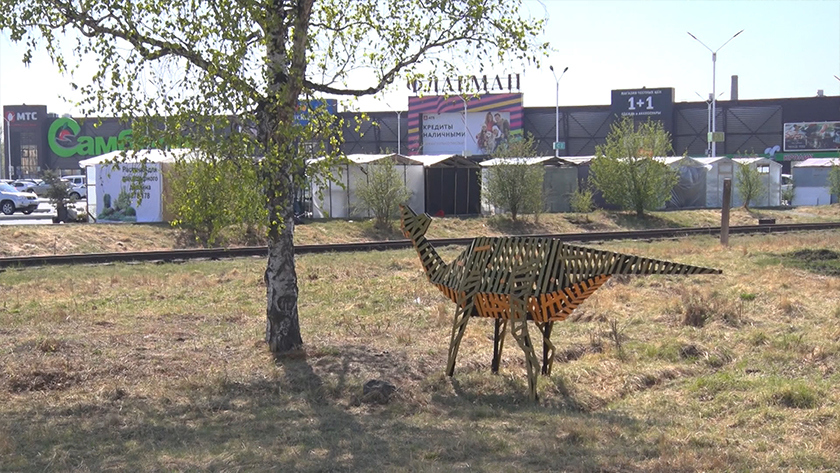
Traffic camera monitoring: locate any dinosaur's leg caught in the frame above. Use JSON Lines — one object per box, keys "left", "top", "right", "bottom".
{"left": 510, "top": 315, "right": 539, "bottom": 401}
{"left": 447, "top": 258, "right": 485, "bottom": 377}
{"left": 509, "top": 297, "right": 540, "bottom": 401}
{"left": 446, "top": 294, "right": 474, "bottom": 376}
{"left": 491, "top": 318, "right": 508, "bottom": 374}
{"left": 538, "top": 321, "right": 556, "bottom": 375}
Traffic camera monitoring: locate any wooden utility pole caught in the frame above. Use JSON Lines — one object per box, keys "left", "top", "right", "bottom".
{"left": 721, "top": 178, "right": 731, "bottom": 245}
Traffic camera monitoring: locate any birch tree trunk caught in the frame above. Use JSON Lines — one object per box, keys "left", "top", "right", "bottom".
{"left": 264, "top": 176, "right": 303, "bottom": 352}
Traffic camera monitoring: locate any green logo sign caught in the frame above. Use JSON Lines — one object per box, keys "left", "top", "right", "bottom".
{"left": 48, "top": 117, "right": 133, "bottom": 158}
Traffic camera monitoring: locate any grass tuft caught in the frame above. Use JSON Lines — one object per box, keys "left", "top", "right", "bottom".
{"left": 769, "top": 382, "right": 822, "bottom": 409}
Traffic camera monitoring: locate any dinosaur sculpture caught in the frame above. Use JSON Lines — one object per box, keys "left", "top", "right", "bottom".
{"left": 400, "top": 205, "right": 721, "bottom": 401}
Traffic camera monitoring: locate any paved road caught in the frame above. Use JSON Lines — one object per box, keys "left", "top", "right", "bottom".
{"left": 0, "top": 200, "right": 88, "bottom": 225}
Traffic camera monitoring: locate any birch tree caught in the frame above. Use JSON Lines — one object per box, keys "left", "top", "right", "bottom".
{"left": 1, "top": 0, "right": 547, "bottom": 352}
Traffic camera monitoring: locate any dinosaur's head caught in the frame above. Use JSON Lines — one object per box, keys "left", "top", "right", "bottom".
{"left": 400, "top": 204, "right": 432, "bottom": 239}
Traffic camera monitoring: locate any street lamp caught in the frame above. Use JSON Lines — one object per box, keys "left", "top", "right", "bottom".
{"left": 688, "top": 29, "right": 743, "bottom": 157}
{"left": 695, "top": 91, "right": 724, "bottom": 157}
{"left": 549, "top": 65, "right": 568, "bottom": 158}
{"left": 2, "top": 116, "right": 11, "bottom": 180}
{"left": 457, "top": 96, "right": 468, "bottom": 156}
{"left": 395, "top": 110, "right": 402, "bottom": 154}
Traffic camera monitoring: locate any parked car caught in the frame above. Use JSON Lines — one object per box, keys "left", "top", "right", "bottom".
{"left": 0, "top": 182, "right": 39, "bottom": 215}
{"left": 63, "top": 174, "right": 87, "bottom": 199}
{"left": 14, "top": 179, "right": 52, "bottom": 196}
{"left": 12, "top": 179, "right": 37, "bottom": 192}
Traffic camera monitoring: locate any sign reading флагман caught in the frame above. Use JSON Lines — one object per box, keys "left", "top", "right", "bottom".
{"left": 407, "top": 74, "right": 521, "bottom": 95}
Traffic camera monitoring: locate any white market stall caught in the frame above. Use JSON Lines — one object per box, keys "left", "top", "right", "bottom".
{"left": 309, "top": 154, "right": 425, "bottom": 218}
{"left": 693, "top": 157, "right": 735, "bottom": 208}
{"left": 791, "top": 157, "right": 840, "bottom": 206}
{"left": 656, "top": 156, "right": 708, "bottom": 209}
{"left": 79, "top": 148, "right": 198, "bottom": 223}
{"left": 731, "top": 157, "right": 782, "bottom": 207}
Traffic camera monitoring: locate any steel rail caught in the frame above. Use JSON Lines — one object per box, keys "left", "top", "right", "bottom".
{"left": 1, "top": 221, "right": 839, "bottom": 269}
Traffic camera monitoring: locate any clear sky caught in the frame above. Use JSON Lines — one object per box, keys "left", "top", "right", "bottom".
{"left": 1, "top": 0, "right": 839, "bottom": 116}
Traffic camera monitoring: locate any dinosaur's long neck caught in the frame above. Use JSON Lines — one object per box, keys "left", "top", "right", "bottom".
{"left": 401, "top": 209, "right": 448, "bottom": 280}
{"left": 411, "top": 234, "right": 448, "bottom": 281}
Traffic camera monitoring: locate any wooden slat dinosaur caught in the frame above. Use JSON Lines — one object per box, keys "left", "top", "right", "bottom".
{"left": 400, "top": 205, "right": 722, "bottom": 401}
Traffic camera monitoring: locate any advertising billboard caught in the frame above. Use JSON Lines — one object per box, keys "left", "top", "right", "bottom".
{"left": 784, "top": 121, "right": 840, "bottom": 152}
{"left": 610, "top": 88, "right": 674, "bottom": 131}
{"left": 407, "top": 93, "right": 523, "bottom": 156}
{"left": 95, "top": 162, "right": 163, "bottom": 223}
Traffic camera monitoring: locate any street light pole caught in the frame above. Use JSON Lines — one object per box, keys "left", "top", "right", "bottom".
{"left": 395, "top": 110, "right": 402, "bottom": 154}
{"left": 549, "top": 65, "right": 568, "bottom": 158}
{"left": 695, "top": 92, "right": 712, "bottom": 156}
{"left": 688, "top": 30, "right": 743, "bottom": 157}
{"left": 458, "top": 96, "right": 468, "bottom": 156}
{"left": 2, "top": 117, "right": 11, "bottom": 180}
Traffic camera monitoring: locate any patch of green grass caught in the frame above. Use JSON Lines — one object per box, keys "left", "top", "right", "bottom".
{"left": 766, "top": 379, "right": 823, "bottom": 409}
{"left": 780, "top": 248, "right": 840, "bottom": 277}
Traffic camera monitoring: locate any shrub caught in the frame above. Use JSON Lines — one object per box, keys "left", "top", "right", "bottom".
{"left": 735, "top": 160, "right": 767, "bottom": 209}
{"left": 167, "top": 158, "right": 266, "bottom": 246}
{"left": 483, "top": 134, "right": 544, "bottom": 221}
{"left": 589, "top": 117, "right": 678, "bottom": 216}
{"left": 569, "top": 185, "right": 595, "bottom": 214}
{"left": 354, "top": 158, "right": 411, "bottom": 230}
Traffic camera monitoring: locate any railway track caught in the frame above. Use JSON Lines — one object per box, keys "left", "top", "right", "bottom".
{"left": 1, "top": 221, "right": 839, "bottom": 269}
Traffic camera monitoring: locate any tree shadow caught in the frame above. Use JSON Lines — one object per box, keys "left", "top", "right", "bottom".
{"left": 607, "top": 211, "right": 690, "bottom": 230}
{"left": 484, "top": 215, "right": 555, "bottom": 235}
{"left": 357, "top": 221, "right": 406, "bottom": 241}
{"left": 0, "top": 343, "right": 751, "bottom": 472}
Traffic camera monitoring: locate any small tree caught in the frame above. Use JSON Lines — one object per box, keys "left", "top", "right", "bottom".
{"left": 355, "top": 158, "right": 411, "bottom": 229}
{"left": 483, "top": 134, "right": 544, "bottom": 221}
{"left": 167, "top": 159, "right": 266, "bottom": 246}
{"left": 829, "top": 163, "right": 840, "bottom": 203}
{"left": 569, "top": 184, "right": 595, "bottom": 214}
{"left": 736, "top": 161, "right": 767, "bottom": 210}
{"left": 41, "top": 170, "right": 74, "bottom": 221}
{"left": 590, "top": 117, "right": 678, "bottom": 216}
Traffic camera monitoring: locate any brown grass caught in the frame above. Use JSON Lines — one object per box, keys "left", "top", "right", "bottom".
{"left": 1, "top": 216, "right": 840, "bottom": 471}
{"left": 2, "top": 204, "right": 839, "bottom": 257}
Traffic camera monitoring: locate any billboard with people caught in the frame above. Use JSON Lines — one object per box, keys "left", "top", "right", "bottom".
{"left": 784, "top": 121, "right": 840, "bottom": 151}
{"left": 407, "top": 93, "right": 523, "bottom": 156}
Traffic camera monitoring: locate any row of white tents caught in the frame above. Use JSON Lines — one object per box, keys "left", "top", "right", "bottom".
{"left": 76, "top": 150, "right": 838, "bottom": 223}
{"left": 311, "top": 153, "right": 819, "bottom": 218}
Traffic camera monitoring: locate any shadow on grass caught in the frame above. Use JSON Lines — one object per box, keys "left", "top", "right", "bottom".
{"left": 485, "top": 215, "right": 556, "bottom": 235}
{"left": 0, "top": 345, "right": 750, "bottom": 472}
{"left": 357, "top": 221, "right": 406, "bottom": 242}
{"left": 607, "top": 211, "right": 691, "bottom": 230}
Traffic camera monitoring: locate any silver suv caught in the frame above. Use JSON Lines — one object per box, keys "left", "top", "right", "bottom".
{"left": 63, "top": 174, "right": 87, "bottom": 199}
{"left": 0, "top": 182, "right": 39, "bottom": 215}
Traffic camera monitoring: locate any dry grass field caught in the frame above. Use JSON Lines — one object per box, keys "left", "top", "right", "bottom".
{"left": 1, "top": 204, "right": 839, "bottom": 256}
{"left": 1, "top": 210, "right": 840, "bottom": 471}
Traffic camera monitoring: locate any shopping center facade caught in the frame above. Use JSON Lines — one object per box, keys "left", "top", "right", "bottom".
{"left": 4, "top": 84, "right": 840, "bottom": 179}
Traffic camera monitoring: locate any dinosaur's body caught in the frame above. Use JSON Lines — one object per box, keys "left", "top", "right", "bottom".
{"left": 400, "top": 205, "right": 721, "bottom": 400}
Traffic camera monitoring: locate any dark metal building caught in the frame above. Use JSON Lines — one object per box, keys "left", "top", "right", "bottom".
{"left": 5, "top": 95, "right": 840, "bottom": 180}
{"left": 341, "top": 95, "right": 840, "bottom": 174}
